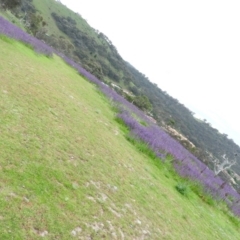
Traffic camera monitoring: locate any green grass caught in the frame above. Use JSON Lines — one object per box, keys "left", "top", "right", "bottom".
{"left": 0, "top": 38, "right": 240, "bottom": 239}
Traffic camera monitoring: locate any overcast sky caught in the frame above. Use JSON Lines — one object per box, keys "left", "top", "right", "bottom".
{"left": 60, "top": 0, "right": 240, "bottom": 146}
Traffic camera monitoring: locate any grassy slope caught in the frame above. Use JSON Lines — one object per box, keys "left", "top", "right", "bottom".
{"left": 33, "top": 0, "right": 103, "bottom": 45}
{"left": 0, "top": 38, "right": 239, "bottom": 239}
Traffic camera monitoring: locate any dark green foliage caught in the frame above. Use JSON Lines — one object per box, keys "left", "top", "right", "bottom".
{"left": 50, "top": 12, "right": 134, "bottom": 84}
{"left": 175, "top": 183, "right": 189, "bottom": 196}
{"left": 132, "top": 95, "right": 152, "bottom": 112}
{"left": 82, "top": 60, "right": 104, "bottom": 80}
{"left": 107, "top": 68, "right": 120, "bottom": 82}
{"left": 167, "top": 118, "right": 175, "bottom": 126}
{"left": 51, "top": 13, "right": 87, "bottom": 47}
{"left": 26, "top": 13, "right": 46, "bottom": 36}
{"left": 20, "top": 0, "right": 35, "bottom": 13}
{"left": 0, "top": 0, "right": 21, "bottom": 9}
{"left": 129, "top": 85, "right": 139, "bottom": 95}
{"left": 124, "top": 93, "right": 134, "bottom": 103}
{"left": 51, "top": 12, "right": 107, "bottom": 79}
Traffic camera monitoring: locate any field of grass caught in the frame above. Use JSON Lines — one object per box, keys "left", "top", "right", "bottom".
{"left": 0, "top": 37, "right": 240, "bottom": 239}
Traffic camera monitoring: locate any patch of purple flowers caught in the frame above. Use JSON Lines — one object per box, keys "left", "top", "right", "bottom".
{"left": 118, "top": 110, "right": 240, "bottom": 217}
{"left": 0, "top": 16, "right": 53, "bottom": 56}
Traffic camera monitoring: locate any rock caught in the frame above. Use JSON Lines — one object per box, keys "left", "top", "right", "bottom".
{"left": 71, "top": 227, "right": 82, "bottom": 236}
{"left": 135, "top": 219, "right": 142, "bottom": 225}
{"left": 39, "top": 230, "right": 48, "bottom": 237}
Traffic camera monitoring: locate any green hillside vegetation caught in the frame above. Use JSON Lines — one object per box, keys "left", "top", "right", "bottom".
{"left": 28, "top": 0, "right": 125, "bottom": 81}
{"left": 1, "top": 36, "right": 240, "bottom": 239}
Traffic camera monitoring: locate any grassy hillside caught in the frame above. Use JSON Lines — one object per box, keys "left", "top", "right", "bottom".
{"left": 32, "top": 0, "right": 96, "bottom": 38}
{"left": 0, "top": 36, "right": 240, "bottom": 239}
{"left": 1, "top": 0, "right": 240, "bottom": 182}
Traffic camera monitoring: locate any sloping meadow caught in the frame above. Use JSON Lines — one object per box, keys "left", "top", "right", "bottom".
{"left": 0, "top": 14, "right": 239, "bottom": 218}
{"left": 0, "top": 15, "right": 240, "bottom": 238}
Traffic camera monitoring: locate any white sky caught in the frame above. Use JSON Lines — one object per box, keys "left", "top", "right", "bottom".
{"left": 60, "top": 0, "right": 240, "bottom": 146}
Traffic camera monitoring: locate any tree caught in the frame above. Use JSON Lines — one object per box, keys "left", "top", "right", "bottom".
{"left": 26, "top": 13, "right": 45, "bottom": 36}
{"left": 212, "top": 154, "right": 237, "bottom": 176}
{"left": 129, "top": 85, "right": 139, "bottom": 95}
{"left": 133, "top": 95, "right": 152, "bottom": 112}
{"left": 0, "top": 0, "right": 21, "bottom": 10}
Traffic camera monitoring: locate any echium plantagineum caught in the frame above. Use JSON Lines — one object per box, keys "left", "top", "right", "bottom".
{"left": 118, "top": 110, "right": 240, "bottom": 216}
{"left": 0, "top": 17, "right": 53, "bottom": 56}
